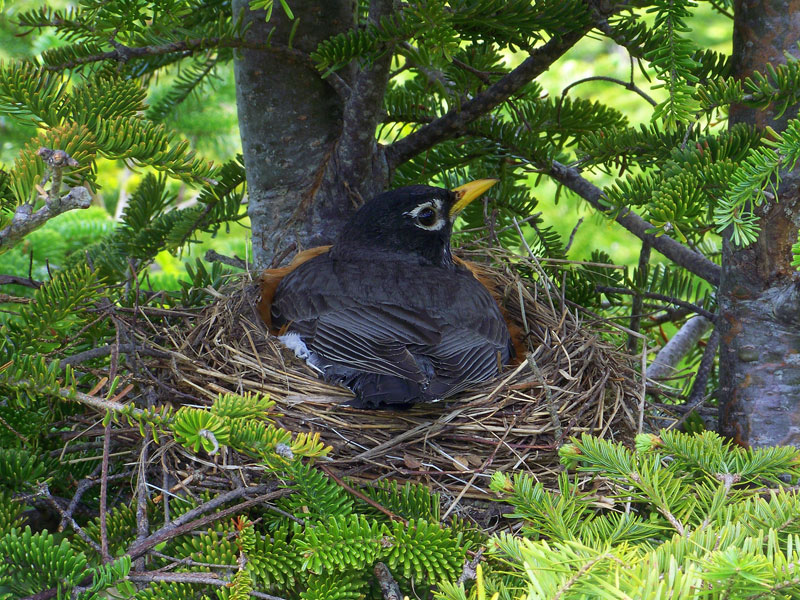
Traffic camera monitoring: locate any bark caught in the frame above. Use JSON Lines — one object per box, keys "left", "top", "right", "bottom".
{"left": 232, "top": 1, "right": 357, "bottom": 268}
{"left": 718, "top": 0, "right": 800, "bottom": 446}
{"left": 233, "top": 1, "right": 396, "bottom": 269}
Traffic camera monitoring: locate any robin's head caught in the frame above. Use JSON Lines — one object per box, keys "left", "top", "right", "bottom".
{"left": 333, "top": 180, "right": 498, "bottom": 266}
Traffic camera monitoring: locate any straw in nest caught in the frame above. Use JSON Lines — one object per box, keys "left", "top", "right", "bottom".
{"left": 143, "top": 248, "right": 642, "bottom": 504}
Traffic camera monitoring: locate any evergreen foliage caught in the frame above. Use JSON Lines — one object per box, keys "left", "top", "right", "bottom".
{"left": 467, "top": 431, "right": 800, "bottom": 599}
{"left": 0, "top": 0, "right": 799, "bottom": 598}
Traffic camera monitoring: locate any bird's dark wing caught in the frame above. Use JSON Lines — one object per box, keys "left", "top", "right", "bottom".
{"left": 423, "top": 286, "right": 512, "bottom": 397}
{"left": 271, "top": 255, "right": 443, "bottom": 384}
{"left": 272, "top": 254, "right": 511, "bottom": 398}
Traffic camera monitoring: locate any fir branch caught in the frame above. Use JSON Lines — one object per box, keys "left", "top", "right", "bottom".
{"left": 385, "top": 22, "right": 593, "bottom": 169}
{"left": 0, "top": 186, "right": 91, "bottom": 251}
{"left": 41, "top": 36, "right": 322, "bottom": 78}
{"left": 42, "top": 37, "right": 227, "bottom": 70}
{"left": 546, "top": 161, "right": 722, "bottom": 285}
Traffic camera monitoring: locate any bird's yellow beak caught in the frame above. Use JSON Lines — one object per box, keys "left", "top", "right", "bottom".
{"left": 449, "top": 179, "right": 499, "bottom": 219}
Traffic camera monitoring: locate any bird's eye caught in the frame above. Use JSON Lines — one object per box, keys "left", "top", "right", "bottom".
{"left": 416, "top": 206, "right": 438, "bottom": 227}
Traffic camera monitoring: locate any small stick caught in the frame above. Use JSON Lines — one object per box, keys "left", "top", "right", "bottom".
{"left": 457, "top": 548, "right": 484, "bottom": 585}
{"left": 135, "top": 429, "right": 152, "bottom": 571}
{"left": 320, "top": 465, "right": 406, "bottom": 524}
{"left": 99, "top": 420, "right": 112, "bottom": 562}
{"left": 374, "top": 562, "right": 403, "bottom": 600}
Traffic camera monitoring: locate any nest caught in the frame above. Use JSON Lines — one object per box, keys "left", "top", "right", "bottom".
{"left": 147, "top": 248, "right": 642, "bottom": 501}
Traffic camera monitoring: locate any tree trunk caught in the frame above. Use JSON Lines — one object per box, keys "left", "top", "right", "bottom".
{"left": 718, "top": 0, "right": 800, "bottom": 447}
{"left": 233, "top": 1, "right": 392, "bottom": 269}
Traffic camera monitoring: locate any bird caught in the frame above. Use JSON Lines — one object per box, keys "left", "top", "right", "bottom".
{"left": 257, "top": 180, "right": 523, "bottom": 409}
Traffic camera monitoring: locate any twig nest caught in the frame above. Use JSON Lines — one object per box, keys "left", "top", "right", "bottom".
{"left": 156, "top": 249, "right": 640, "bottom": 498}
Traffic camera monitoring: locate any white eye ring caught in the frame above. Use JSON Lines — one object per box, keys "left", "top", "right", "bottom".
{"left": 405, "top": 199, "right": 446, "bottom": 231}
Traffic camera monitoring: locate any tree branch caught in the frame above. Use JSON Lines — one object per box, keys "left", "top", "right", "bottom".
{"left": 126, "top": 571, "right": 289, "bottom": 600}
{"left": 42, "top": 33, "right": 352, "bottom": 99}
{"left": 627, "top": 241, "right": 651, "bottom": 354}
{"left": 374, "top": 562, "right": 403, "bottom": 600}
{"left": 0, "top": 186, "right": 91, "bottom": 252}
{"left": 126, "top": 486, "right": 287, "bottom": 560}
{"left": 647, "top": 315, "right": 713, "bottom": 381}
{"left": 687, "top": 326, "right": 720, "bottom": 404}
{"left": 546, "top": 161, "right": 722, "bottom": 285}
{"left": 560, "top": 75, "right": 657, "bottom": 107}
{"left": 0, "top": 274, "right": 42, "bottom": 288}
{"left": 59, "top": 342, "right": 170, "bottom": 369}
{"left": 384, "top": 23, "right": 593, "bottom": 170}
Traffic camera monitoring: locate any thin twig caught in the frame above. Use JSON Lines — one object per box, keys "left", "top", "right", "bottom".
{"left": 127, "top": 487, "right": 286, "bottom": 560}
{"left": 564, "top": 217, "right": 584, "bottom": 253}
{"left": 320, "top": 465, "right": 407, "bottom": 524}
{"left": 99, "top": 419, "right": 112, "bottom": 563}
{"left": 597, "top": 286, "right": 716, "bottom": 323}
{"left": 127, "top": 571, "right": 225, "bottom": 586}
{"left": 36, "top": 483, "right": 103, "bottom": 555}
{"left": 135, "top": 429, "right": 152, "bottom": 571}
{"left": 204, "top": 249, "right": 251, "bottom": 270}
{"left": 560, "top": 75, "right": 657, "bottom": 107}
{"left": 553, "top": 553, "right": 615, "bottom": 599}
{"left": 59, "top": 342, "right": 170, "bottom": 368}
{"left": 0, "top": 274, "right": 42, "bottom": 288}
{"left": 58, "top": 465, "right": 101, "bottom": 530}
{"left": 0, "top": 292, "right": 32, "bottom": 303}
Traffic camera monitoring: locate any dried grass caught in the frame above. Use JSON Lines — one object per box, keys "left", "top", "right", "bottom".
{"left": 137, "top": 248, "right": 642, "bottom": 501}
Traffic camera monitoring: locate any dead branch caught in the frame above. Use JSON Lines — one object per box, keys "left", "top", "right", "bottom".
{"left": 0, "top": 186, "right": 91, "bottom": 252}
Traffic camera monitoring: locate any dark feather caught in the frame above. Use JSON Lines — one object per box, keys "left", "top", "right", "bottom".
{"left": 272, "top": 252, "right": 511, "bottom": 406}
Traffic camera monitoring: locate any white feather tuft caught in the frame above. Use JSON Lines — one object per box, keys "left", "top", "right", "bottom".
{"left": 279, "top": 332, "right": 323, "bottom": 373}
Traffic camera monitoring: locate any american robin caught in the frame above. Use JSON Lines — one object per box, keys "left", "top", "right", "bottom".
{"left": 258, "top": 180, "right": 523, "bottom": 408}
